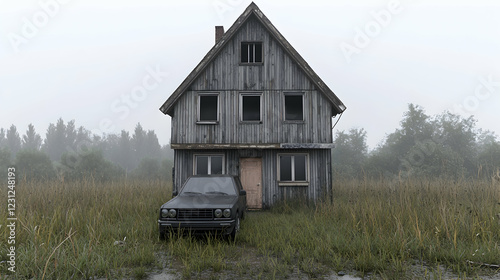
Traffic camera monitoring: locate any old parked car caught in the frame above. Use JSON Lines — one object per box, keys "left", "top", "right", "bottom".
{"left": 158, "top": 175, "right": 247, "bottom": 240}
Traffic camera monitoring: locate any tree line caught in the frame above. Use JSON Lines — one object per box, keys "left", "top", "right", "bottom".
{"left": 333, "top": 104, "right": 500, "bottom": 181}
{"left": 0, "top": 119, "right": 173, "bottom": 182}
{"left": 2, "top": 104, "right": 498, "bottom": 182}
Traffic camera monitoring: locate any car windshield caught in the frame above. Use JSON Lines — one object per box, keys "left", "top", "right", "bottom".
{"left": 180, "top": 177, "right": 237, "bottom": 196}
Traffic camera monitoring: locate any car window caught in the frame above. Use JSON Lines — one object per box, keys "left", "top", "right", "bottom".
{"left": 181, "top": 177, "right": 237, "bottom": 195}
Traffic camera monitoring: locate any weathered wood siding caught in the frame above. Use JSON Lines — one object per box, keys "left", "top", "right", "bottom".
{"left": 261, "top": 149, "right": 332, "bottom": 207}
{"left": 173, "top": 148, "right": 332, "bottom": 207}
{"left": 171, "top": 15, "right": 334, "bottom": 145}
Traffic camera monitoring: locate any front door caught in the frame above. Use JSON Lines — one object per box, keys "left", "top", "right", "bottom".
{"left": 240, "top": 158, "right": 262, "bottom": 209}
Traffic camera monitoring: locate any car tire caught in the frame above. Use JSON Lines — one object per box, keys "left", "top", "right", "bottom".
{"left": 159, "top": 229, "right": 167, "bottom": 241}
{"left": 229, "top": 213, "right": 241, "bottom": 241}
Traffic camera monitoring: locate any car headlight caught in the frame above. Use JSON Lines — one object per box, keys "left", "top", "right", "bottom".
{"left": 168, "top": 209, "right": 177, "bottom": 218}
{"left": 161, "top": 209, "right": 169, "bottom": 218}
{"left": 214, "top": 209, "right": 222, "bottom": 218}
{"left": 223, "top": 209, "right": 231, "bottom": 218}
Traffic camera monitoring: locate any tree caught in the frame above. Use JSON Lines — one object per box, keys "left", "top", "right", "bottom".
{"left": 65, "top": 120, "right": 77, "bottom": 151}
{"left": 0, "top": 148, "right": 12, "bottom": 182}
{"left": 133, "top": 158, "right": 161, "bottom": 181}
{"left": 15, "top": 150, "right": 56, "bottom": 181}
{"left": 60, "top": 149, "right": 124, "bottom": 182}
{"left": 332, "top": 128, "right": 368, "bottom": 178}
{"left": 432, "top": 112, "right": 477, "bottom": 177}
{"left": 365, "top": 104, "right": 433, "bottom": 179}
{"left": 145, "top": 130, "right": 162, "bottom": 160}
{"left": 117, "top": 130, "right": 134, "bottom": 172}
{"left": 132, "top": 123, "right": 147, "bottom": 169}
{"left": 43, "top": 118, "right": 67, "bottom": 161}
{"left": 22, "top": 123, "right": 42, "bottom": 151}
{"left": 0, "top": 128, "right": 6, "bottom": 149}
{"left": 6, "top": 124, "right": 21, "bottom": 158}
{"left": 476, "top": 131, "right": 500, "bottom": 178}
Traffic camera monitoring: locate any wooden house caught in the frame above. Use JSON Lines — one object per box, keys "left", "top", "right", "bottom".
{"left": 160, "top": 2, "right": 346, "bottom": 208}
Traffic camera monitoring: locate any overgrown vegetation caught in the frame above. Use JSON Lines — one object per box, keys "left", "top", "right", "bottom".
{"left": 0, "top": 179, "right": 169, "bottom": 279}
{"left": 1, "top": 178, "right": 499, "bottom": 279}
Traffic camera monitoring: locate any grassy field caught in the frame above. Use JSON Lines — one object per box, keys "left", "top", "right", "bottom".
{"left": 1, "top": 177, "right": 499, "bottom": 279}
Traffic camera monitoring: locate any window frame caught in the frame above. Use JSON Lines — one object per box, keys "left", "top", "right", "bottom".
{"left": 197, "top": 93, "right": 219, "bottom": 124}
{"left": 240, "top": 41, "right": 263, "bottom": 65}
{"left": 240, "top": 92, "right": 262, "bottom": 123}
{"left": 193, "top": 154, "right": 225, "bottom": 175}
{"left": 277, "top": 153, "right": 309, "bottom": 186}
{"left": 283, "top": 92, "right": 305, "bottom": 122}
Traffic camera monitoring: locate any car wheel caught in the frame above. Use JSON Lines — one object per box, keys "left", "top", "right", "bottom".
{"left": 159, "top": 229, "right": 168, "bottom": 241}
{"left": 229, "top": 213, "right": 241, "bottom": 241}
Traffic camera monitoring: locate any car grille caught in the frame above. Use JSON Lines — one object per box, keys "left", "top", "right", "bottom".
{"left": 177, "top": 209, "right": 213, "bottom": 220}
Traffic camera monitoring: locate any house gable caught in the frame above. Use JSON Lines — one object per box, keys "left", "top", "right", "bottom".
{"left": 159, "top": 2, "right": 346, "bottom": 117}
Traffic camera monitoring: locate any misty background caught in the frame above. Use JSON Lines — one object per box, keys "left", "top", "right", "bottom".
{"left": 1, "top": 103, "right": 499, "bottom": 182}
{"left": 1, "top": 1, "right": 500, "bottom": 153}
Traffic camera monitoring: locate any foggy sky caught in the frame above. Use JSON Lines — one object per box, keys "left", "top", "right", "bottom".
{"left": 1, "top": 0, "right": 499, "bottom": 150}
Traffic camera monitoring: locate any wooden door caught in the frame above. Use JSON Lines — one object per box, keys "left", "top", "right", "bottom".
{"left": 240, "top": 158, "right": 262, "bottom": 209}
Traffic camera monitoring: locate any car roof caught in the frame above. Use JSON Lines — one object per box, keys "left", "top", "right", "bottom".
{"left": 188, "top": 174, "right": 238, "bottom": 178}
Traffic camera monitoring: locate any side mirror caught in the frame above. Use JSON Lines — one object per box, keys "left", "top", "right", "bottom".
{"left": 172, "top": 191, "right": 178, "bottom": 197}
{"left": 240, "top": 190, "right": 246, "bottom": 196}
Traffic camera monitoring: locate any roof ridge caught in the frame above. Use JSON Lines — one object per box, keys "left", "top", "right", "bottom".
{"left": 159, "top": 2, "right": 346, "bottom": 116}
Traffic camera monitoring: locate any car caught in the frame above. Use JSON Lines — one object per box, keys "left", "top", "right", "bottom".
{"left": 158, "top": 175, "right": 247, "bottom": 240}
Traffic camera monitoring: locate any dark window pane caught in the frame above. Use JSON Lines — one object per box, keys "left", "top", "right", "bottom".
{"left": 255, "top": 43, "right": 262, "bottom": 62}
{"left": 196, "top": 156, "right": 209, "bottom": 175}
{"left": 241, "top": 43, "right": 249, "bottom": 63}
{"left": 285, "top": 95, "right": 303, "bottom": 121}
{"left": 241, "top": 42, "right": 262, "bottom": 63}
{"left": 249, "top": 44, "right": 254, "bottom": 62}
{"left": 211, "top": 156, "right": 223, "bottom": 174}
{"left": 199, "top": 95, "right": 218, "bottom": 121}
{"left": 242, "top": 95, "right": 261, "bottom": 121}
{"left": 280, "top": 155, "right": 292, "bottom": 181}
{"left": 294, "top": 155, "right": 306, "bottom": 181}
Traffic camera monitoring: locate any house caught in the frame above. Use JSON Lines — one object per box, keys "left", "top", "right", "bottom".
{"left": 159, "top": 2, "right": 346, "bottom": 209}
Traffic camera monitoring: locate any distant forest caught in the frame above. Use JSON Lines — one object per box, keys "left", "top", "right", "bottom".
{"left": 0, "top": 119, "right": 173, "bottom": 182}
{"left": 332, "top": 104, "right": 500, "bottom": 181}
{"left": 1, "top": 103, "right": 499, "bottom": 182}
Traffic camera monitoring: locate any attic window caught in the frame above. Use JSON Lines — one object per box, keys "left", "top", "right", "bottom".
{"left": 241, "top": 42, "right": 262, "bottom": 63}
{"left": 284, "top": 93, "right": 304, "bottom": 121}
{"left": 198, "top": 94, "right": 219, "bottom": 123}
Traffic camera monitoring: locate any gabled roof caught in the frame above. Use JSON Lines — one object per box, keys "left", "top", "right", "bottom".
{"left": 159, "top": 2, "right": 346, "bottom": 117}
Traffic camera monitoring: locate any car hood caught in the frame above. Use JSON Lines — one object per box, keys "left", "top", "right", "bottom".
{"left": 161, "top": 195, "right": 238, "bottom": 209}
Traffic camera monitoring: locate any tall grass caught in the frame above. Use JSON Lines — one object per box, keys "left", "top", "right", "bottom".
{"left": 240, "top": 177, "right": 500, "bottom": 278}
{"left": 1, "top": 177, "right": 499, "bottom": 279}
{"left": 0, "top": 178, "right": 170, "bottom": 279}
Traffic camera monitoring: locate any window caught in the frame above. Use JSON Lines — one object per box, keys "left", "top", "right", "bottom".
{"left": 241, "top": 42, "right": 263, "bottom": 63}
{"left": 198, "top": 94, "right": 219, "bottom": 122}
{"left": 284, "top": 94, "right": 304, "bottom": 121}
{"left": 241, "top": 94, "right": 261, "bottom": 121}
{"left": 278, "top": 154, "right": 308, "bottom": 183}
{"left": 195, "top": 155, "right": 224, "bottom": 175}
